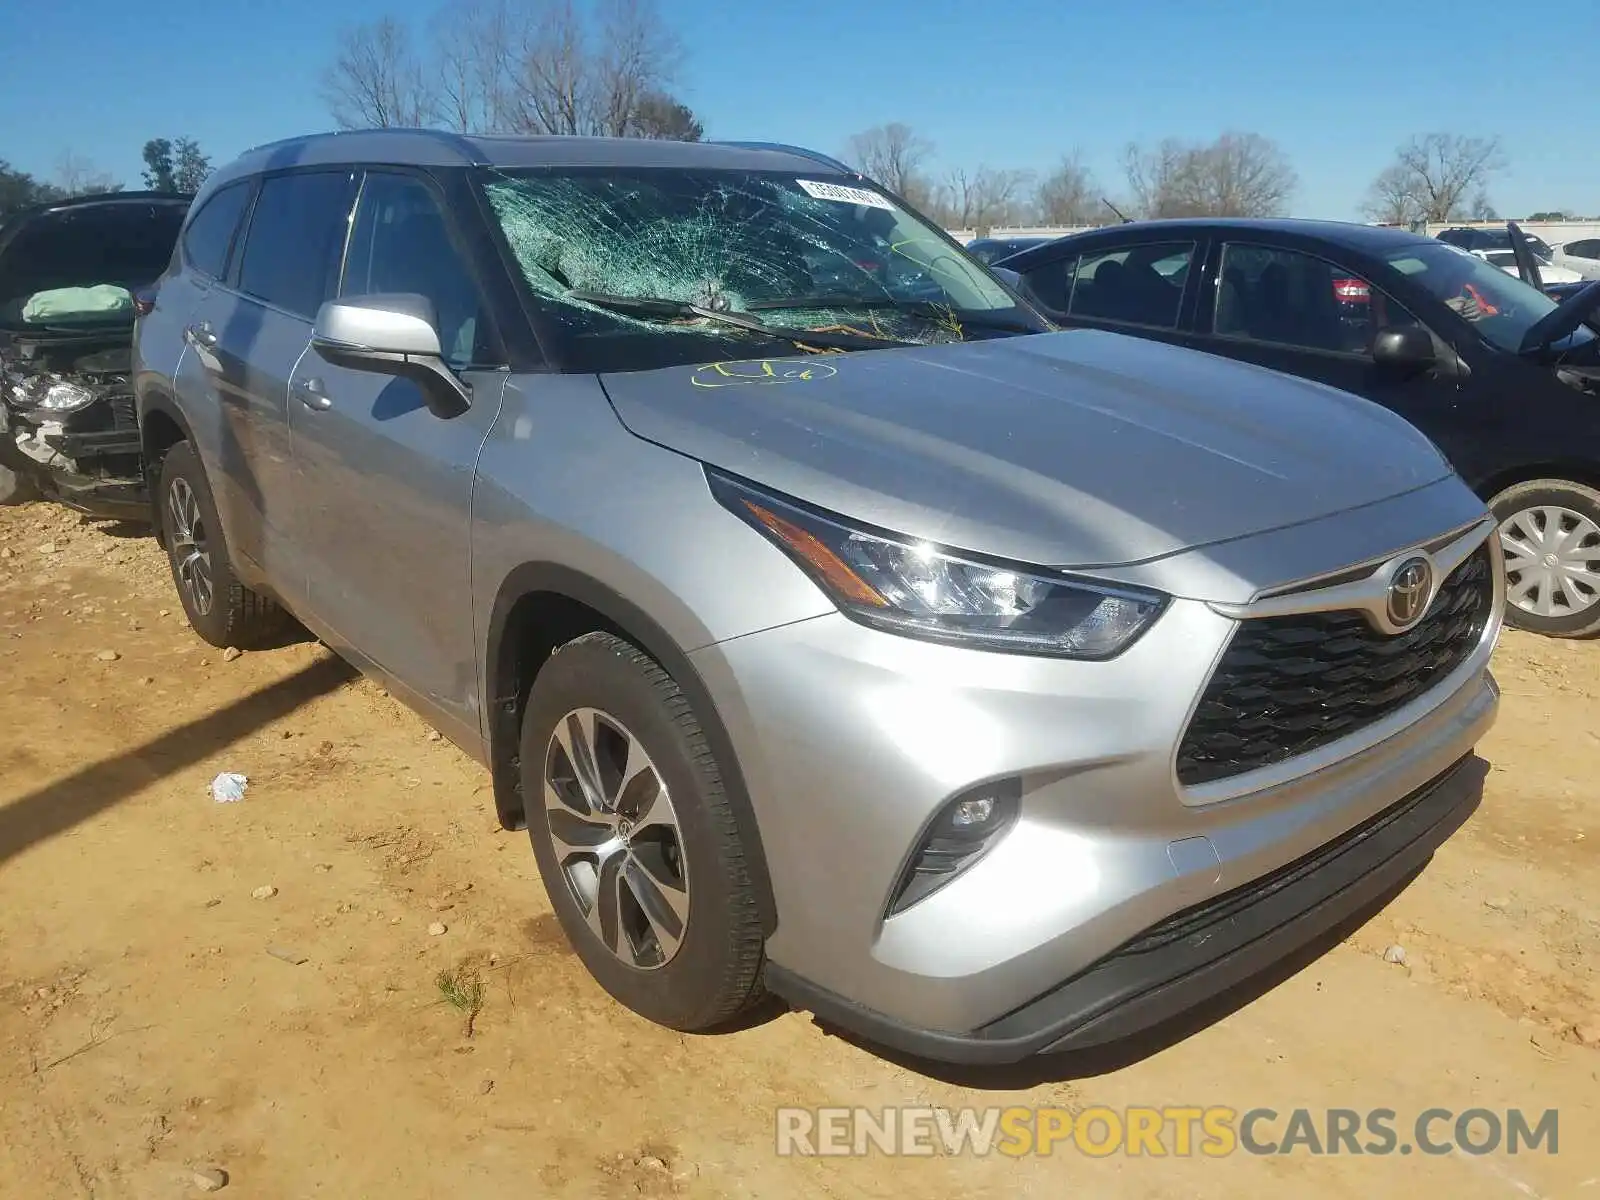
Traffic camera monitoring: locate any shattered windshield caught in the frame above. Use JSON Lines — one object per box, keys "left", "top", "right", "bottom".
{"left": 479, "top": 167, "right": 1045, "bottom": 372}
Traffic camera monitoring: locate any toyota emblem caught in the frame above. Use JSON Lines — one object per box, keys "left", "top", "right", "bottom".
{"left": 1386, "top": 557, "right": 1433, "bottom": 629}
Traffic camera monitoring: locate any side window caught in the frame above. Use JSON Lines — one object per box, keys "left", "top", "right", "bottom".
{"left": 1067, "top": 241, "right": 1194, "bottom": 328}
{"left": 236, "top": 171, "right": 356, "bottom": 320}
{"left": 1018, "top": 254, "right": 1078, "bottom": 312}
{"left": 340, "top": 172, "right": 491, "bottom": 368}
{"left": 1213, "top": 243, "right": 1419, "bottom": 355}
{"left": 181, "top": 181, "right": 252, "bottom": 280}
{"left": 1567, "top": 239, "right": 1600, "bottom": 260}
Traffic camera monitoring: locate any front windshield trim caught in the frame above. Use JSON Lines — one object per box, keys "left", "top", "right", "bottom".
{"left": 473, "top": 164, "right": 1045, "bottom": 375}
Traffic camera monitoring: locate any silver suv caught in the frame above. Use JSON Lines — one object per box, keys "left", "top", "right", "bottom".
{"left": 134, "top": 131, "right": 1503, "bottom": 1064}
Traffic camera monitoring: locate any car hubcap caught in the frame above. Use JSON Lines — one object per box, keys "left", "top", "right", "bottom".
{"left": 543, "top": 708, "right": 689, "bottom": 970}
{"left": 1498, "top": 504, "right": 1600, "bottom": 619}
{"left": 166, "top": 477, "right": 214, "bottom": 617}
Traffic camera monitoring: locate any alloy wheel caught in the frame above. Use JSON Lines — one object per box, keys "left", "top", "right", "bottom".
{"left": 1498, "top": 504, "right": 1600, "bottom": 619}
{"left": 543, "top": 707, "right": 689, "bottom": 970}
{"left": 166, "top": 477, "right": 215, "bottom": 617}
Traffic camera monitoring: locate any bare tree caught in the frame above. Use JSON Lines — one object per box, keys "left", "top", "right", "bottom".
{"left": 54, "top": 151, "right": 121, "bottom": 197}
{"left": 513, "top": 0, "right": 686, "bottom": 136}
{"left": 432, "top": 0, "right": 527, "bottom": 133}
{"left": 939, "top": 166, "right": 1035, "bottom": 232}
{"left": 1362, "top": 163, "right": 1421, "bottom": 226}
{"left": 320, "top": 17, "right": 438, "bottom": 130}
{"left": 1126, "top": 132, "right": 1295, "bottom": 219}
{"left": 1366, "top": 133, "right": 1506, "bottom": 224}
{"left": 844, "top": 123, "right": 934, "bottom": 198}
{"left": 1035, "top": 154, "right": 1098, "bottom": 225}
{"left": 596, "top": 0, "right": 685, "bottom": 137}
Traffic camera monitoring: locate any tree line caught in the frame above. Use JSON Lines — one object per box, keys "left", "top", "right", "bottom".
{"left": 321, "top": 0, "right": 702, "bottom": 141}
{"left": 0, "top": 137, "right": 214, "bottom": 220}
{"left": 844, "top": 123, "right": 1598, "bottom": 232}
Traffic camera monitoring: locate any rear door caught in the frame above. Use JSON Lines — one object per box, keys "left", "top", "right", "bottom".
{"left": 1012, "top": 235, "right": 1203, "bottom": 349}
{"left": 1190, "top": 238, "right": 1464, "bottom": 438}
{"left": 205, "top": 169, "right": 357, "bottom": 597}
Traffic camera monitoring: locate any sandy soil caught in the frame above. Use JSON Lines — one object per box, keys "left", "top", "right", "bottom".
{"left": 0, "top": 500, "right": 1596, "bottom": 1199}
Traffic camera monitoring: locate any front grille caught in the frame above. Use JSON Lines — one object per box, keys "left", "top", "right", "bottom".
{"left": 1176, "top": 544, "right": 1493, "bottom": 787}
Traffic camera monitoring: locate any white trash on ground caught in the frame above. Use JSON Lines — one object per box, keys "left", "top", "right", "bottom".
{"left": 211, "top": 772, "right": 249, "bottom": 803}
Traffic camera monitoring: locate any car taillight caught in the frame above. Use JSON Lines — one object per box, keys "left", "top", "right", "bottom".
{"left": 1332, "top": 278, "right": 1369, "bottom": 302}
{"left": 132, "top": 286, "right": 157, "bottom": 317}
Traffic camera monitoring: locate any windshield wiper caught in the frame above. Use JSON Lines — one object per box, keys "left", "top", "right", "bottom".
{"left": 568, "top": 290, "right": 912, "bottom": 352}
{"left": 746, "top": 294, "right": 1041, "bottom": 334}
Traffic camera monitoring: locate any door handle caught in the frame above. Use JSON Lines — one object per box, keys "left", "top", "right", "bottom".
{"left": 291, "top": 377, "right": 332, "bottom": 411}
{"left": 185, "top": 321, "right": 217, "bottom": 349}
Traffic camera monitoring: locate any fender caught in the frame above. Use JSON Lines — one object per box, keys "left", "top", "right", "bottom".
{"left": 135, "top": 387, "right": 201, "bottom": 539}
{"left": 485, "top": 560, "right": 778, "bottom": 937}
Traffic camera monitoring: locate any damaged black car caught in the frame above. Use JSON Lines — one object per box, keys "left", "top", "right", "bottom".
{"left": 0, "top": 191, "right": 190, "bottom": 519}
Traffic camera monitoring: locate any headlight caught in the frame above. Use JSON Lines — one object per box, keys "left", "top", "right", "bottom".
{"left": 708, "top": 470, "right": 1167, "bottom": 659}
{"left": 11, "top": 375, "right": 98, "bottom": 414}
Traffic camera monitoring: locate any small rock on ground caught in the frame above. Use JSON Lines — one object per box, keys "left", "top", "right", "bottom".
{"left": 222, "top": 647, "right": 242, "bottom": 662}
{"left": 428, "top": 921, "right": 448, "bottom": 936}
{"left": 191, "top": 1166, "right": 229, "bottom": 1191}
{"left": 266, "top": 945, "right": 309, "bottom": 966}
{"left": 1382, "top": 944, "right": 1408, "bottom": 965}
{"left": 1575, "top": 1021, "right": 1600, "bottom": 1048}
{"left": 250, "top": 885, "right": 277, "bottom": 900}
{"left": 94, "top": 649, "right": 119, "bottom": 662}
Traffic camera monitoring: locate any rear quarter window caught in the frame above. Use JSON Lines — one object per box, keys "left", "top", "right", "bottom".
{"left": 182, "top": 182, "right": 253, "bottom": 281}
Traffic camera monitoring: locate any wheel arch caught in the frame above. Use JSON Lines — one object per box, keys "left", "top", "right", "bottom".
{"left": 484, "top": 561, "right": 778, "bottom": 936}
{"left": 1474, "top": 460, "right": 1600, "bottom": 505}
{"left": 137, "top": 390, "right": 199, "bottom": 542}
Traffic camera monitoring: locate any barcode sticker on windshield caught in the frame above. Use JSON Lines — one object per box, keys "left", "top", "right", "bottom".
{"left": 796, "top": 179, "right": 894, "bottom": 210}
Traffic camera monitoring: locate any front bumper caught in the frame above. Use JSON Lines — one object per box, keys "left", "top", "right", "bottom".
{"left": 1, "top": 402, "right": 147, "bottom": 520}
{"left": 688, "top": 525, "right": 1501, "bottom": 1058}
{"left": 766, "top": 753, "right": 1485, "bottom": 1063}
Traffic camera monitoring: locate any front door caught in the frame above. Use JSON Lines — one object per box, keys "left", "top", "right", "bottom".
{"left": 287, "top": 169, "right": 508, "bottom": 744}
{"left": 1190, "top": 240, "right": 1466, "bottom": 444}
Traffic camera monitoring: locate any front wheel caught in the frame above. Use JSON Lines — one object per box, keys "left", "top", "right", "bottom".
{"left": 520, "top": 631, "right": 765, "bottom": 1032}
{"left": 1490, "top": 478, "right": 1600, "bottom": 638}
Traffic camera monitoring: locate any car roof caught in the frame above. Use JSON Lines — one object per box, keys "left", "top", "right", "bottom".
{"left": 208, "top": 129, "right": 861, "bottom": 192}
{"left": 1027, "top": 216, "right": 1442, "bottom": 255}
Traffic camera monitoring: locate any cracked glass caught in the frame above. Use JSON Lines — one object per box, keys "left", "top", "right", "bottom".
{"left": 479, "top": 168, "right": 1045, "bottom": 373}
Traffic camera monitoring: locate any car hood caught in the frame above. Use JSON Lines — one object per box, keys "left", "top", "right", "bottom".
{"left": 599, "top": 329, "right": 1455, "bottom": 569}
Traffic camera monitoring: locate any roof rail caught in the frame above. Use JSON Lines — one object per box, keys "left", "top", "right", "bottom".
{"left": 238, "top": 127, "right": 489, "bottom": 167}
{"left": 710, "top": 141, "right": 859, "bottom": 177}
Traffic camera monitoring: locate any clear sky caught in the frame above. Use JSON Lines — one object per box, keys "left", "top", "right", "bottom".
{"left": 3, "top": 0, "right": 1596, "bottom": 221}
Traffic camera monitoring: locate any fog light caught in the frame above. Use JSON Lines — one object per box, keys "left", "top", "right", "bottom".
{"left": 950, "top": 796, "right": 996, "bottom": 828}
{"left": 885, "top": 779, "right": 1022, "bottom": 916}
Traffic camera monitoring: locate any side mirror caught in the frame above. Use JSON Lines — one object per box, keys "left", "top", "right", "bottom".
{"left": 1372, "top": 325, "right": 1437, "bottom": 375}
{"left": 311, "top": 293, "right": 471, "bottom": 419}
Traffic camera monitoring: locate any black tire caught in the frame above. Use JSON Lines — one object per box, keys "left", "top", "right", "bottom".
{"left": 1489, "top": 478, "right": 1600, "bottom": 639}
{"left": 0, "top": 461, "right": 37, "bottom": 506}
{"left": 156, "top": 441, "right": 289, "bottom": 649}
{"left": 521, "top": 631, "right": 765, "bottom": 1032}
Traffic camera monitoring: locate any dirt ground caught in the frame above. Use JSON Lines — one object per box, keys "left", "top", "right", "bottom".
{"left": 0, "top": 500, "right": 1596, "bottom": 1199}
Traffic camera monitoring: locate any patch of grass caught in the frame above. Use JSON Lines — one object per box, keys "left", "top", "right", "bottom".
{"left": 435, "top": 963, "right": 486, "bottom": 1038}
